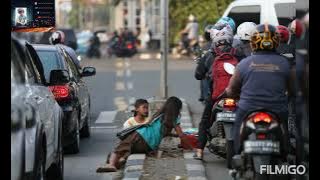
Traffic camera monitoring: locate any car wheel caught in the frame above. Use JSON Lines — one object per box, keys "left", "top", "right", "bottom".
{"left": 66, "top": 113, "right": 80, "bottom": 154}
{"left": 47, "top": 121, "right": 64, "bottom": 180}
{"left": 35, "top": 144, "right": 46, "bottom": 180}
{"left": 80, "top": 113, "right": 91, "bottom": 138}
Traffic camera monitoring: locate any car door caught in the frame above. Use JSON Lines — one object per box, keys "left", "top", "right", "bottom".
{"left": 24, "top": 46, "right": 57, "bottom": 163}
{"left": 62, "top": 48, "right": 90, "bottom": 126}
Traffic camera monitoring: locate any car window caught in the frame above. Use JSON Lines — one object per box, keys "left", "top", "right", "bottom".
{"left": 25, "top": 49, "right": 43, "bottom": 84}
{"left": 11, "top": 43, "right": 25, "bottom": 85}
{"left": 227, "top": 5, "right": 261, "bottom": 29}
{"left": 274, "top": 3, "right": 295, "bottom": 26}
{"left": 63, "top": 51, "right": 81, "bottom": 82}
{"left": 24, "top": 54, "right": 38, "bottom": 85}
{"left": 36, "top": 50, "right": 63, "bottom": 84}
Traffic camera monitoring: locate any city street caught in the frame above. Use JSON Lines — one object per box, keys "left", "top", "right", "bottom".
{"left": 63, "top": 55, "right": 230, "bottom": 180}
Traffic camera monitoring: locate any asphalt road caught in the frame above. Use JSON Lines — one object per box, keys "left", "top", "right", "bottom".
{"left": 62, "top": 55, "right": 232, "bottom": 180}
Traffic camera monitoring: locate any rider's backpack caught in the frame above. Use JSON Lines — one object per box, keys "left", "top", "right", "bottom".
{"left": 211, "top": 47, "right": 239, "bottom": 100}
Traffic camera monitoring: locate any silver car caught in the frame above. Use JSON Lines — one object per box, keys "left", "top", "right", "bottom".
{"left": 11, "top": 36, "right": 64, "bottom": 180}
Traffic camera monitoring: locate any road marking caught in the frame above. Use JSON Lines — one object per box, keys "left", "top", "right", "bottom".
{"left": 156, "top": 53, "right": 161, "bottom": 59}
{"left": 115, "top": 81, "right": 126, "bottom": 91}
{"left": 116, "top": 70, "right": 124, "bottom": 77}
{"left": 126, "top": 69, "right": 132, "bottom": 77}
{"left": 139, "top": 53, "right": 151, "bottom": 60}
{"left": 95, "top": 111, "right": 118, "bottom": 124}
{"left": 125, "top": 61, "right": 130, "bottom": 68}
{"left": 127, "top": 82, "right": 133, "bottom": 90}
{"left": 115, "top": 61, "right": 124, "bottom": 68}
{"left": 114, "top": 97, "right": 128, "bottom": 111}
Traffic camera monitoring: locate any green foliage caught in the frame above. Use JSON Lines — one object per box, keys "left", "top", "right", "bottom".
{"left": 169, "top": 0, "right": 233, "bottom": 46}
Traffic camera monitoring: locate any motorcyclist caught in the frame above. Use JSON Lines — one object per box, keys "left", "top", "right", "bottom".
{"left": 232, "top": 22, "right": 257, "bottom": 57}
{"left": 87, "top": 32, "right": 101, "bottom": 58}
{"left": 49, "top": 30, "right": 82, "bottom": 70}
{"left": 194, "top": 26, "right": 244, "bottom": 160}
{"left": 180, "top": 14, "right": 199, "bottom": 55}
{"left": 222, "top": 23, "right": 295, "bottom": 157}
{"left": 198, "top": 25, "right": 214, "bottom": 102}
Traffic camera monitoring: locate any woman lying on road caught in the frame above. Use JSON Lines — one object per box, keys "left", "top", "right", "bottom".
{"left": 96, "top": 96, "right": 193, "bottom": 172}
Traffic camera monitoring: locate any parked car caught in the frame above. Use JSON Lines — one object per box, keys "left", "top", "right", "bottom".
{"left": 222, "top": 0, "right": 295, "bottom": 27}
{"left": 11, "top": 41, "right": 27, "bottom": 180}
{"left": 32, "top": 44, "right": 96, "bottom": 154}
{"left": 38, "top": 28, "right": 78, "bottom": 50}
{"left": 11, "top": 35, "right": 64, "bottom": 180}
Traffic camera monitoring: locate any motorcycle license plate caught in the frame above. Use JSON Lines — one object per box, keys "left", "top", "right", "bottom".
{"left": 216, "top": 112, "right": 236, "bottom": 122}
{"left": 244, "top": 140, "right": 280, "bottom": 154}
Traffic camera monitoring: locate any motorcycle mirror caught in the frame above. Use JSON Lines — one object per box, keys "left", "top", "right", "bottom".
{"left": 223, "top": 63, "right": 235, "bottom": 75}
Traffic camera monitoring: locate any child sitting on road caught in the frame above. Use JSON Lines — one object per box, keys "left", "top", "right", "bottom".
{"left": 96, "top": 96, "right": 194, "bottom": 172}
{"left": 123, "top": 99, "right": 150, "bottom": 128}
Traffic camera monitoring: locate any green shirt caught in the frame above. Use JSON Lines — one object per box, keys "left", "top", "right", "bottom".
{"left": 136, "top": 114, "right": 181, "bottom": 150}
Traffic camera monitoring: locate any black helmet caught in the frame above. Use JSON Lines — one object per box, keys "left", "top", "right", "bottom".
{"left": 204, "top": 24, "right": 214, "bottom": 41}
{"left": 49, "top": 30, "right": 65, "bottom": 45}
{"left": 250, "top": 23, "right": 280, "bottom": 51}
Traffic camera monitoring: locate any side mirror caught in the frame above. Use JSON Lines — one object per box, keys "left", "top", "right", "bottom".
{"left": 49, "top": 69, "right": 70, "bottom": 85}
{"left": 81, "top": 67, "right": 96, "bottom": 77}
{"left": 224, "top": 63, "right": 235, "bottom": 75}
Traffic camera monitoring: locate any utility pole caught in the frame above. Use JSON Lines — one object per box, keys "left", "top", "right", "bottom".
{"left": 160, "top": 0, "right": 168, "bottom": 99}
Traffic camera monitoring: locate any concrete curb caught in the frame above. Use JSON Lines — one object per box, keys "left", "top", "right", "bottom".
{"left": 121, "top": 97, "right": 207, "bottom": 180}
{"left": 179, "top": 99, "right": 208, "bottom": 180}
{"left": 122, "top": 154, "right": 145, "bottom": 180}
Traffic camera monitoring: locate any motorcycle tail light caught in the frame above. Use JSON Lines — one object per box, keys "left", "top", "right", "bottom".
{"left": 223, "top": 98, "right": 236, "bottom": 108}
{"left": 253, "top": 112, "right": 272, "bottom": 123}
{"left": 127, "top": 43, "right": 133, "bottom": 49}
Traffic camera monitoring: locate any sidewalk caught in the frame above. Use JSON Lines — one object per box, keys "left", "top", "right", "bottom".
{"left": 129, "top": 51, "right": 194, "bottom": 61}
{"left": 122, "top": 97, "right": 207, "bottom": 180}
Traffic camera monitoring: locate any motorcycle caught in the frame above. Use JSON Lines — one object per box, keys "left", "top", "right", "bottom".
{"left": 230, "top": 109, "right": 290, "bottom": 180}
{"left": 207, "top": 97, "right": 237, "bottom": 168}
{"left": 114, "top": 40, "right": 137, "bottom": 58}
{"left": 207, "top": 63, "right": 237, "bottom": 168}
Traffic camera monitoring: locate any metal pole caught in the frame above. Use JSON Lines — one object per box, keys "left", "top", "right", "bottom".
{"left": 160, "top": 0, "right": 168, "bottom": 99}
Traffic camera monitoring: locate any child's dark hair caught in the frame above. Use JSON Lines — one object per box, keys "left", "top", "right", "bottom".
{"left": 132, "top": 99, "right": 148, "bottom": 116}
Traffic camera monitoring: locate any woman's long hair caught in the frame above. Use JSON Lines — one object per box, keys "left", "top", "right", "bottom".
{"left": 152, "top": 96, "right": 182, "bottom": 136}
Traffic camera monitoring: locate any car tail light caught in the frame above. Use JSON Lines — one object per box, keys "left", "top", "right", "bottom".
{"left": 257, "top": 133, "right": 266, "bottom": 140}
{"left": 49, "top": 85, "right": 70, "bottom": 100}
{"left": 253, "top": 112, "right": 272, "bottom": 123}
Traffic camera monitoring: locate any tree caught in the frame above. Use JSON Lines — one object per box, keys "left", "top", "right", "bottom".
{"left": 169, "top": 0, "right": 233, "bottom": 46}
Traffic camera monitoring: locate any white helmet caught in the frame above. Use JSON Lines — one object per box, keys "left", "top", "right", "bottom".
{"left": 236, "top": 22, "right": 257, "bottom": 41}
{"left": 188, "top": 14, "right": 195, "bottom": 22}
{"left": 212, "top": 26, "right": 234, "bottom": 47}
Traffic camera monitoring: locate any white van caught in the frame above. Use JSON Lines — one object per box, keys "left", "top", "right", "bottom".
{"left": 222, "top": 0, "right": 298, "bottom": 28}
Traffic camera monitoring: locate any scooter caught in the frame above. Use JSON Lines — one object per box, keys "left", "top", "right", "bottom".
{"left": 207, "top": 63, "right": 237, "bottom": 168}
{"left": 230, "top": 109, "right": 290, "bottom": 180}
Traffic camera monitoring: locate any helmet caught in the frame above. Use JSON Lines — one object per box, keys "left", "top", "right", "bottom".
{"left": 204, "top": 24, "right": 214, "bottom": 41}
{"left": 289, "top": 19, "right": 304, "bottom": 39}
{"left": 217, "top": 17, "right": 236, "bottom": 32}
{"left": 188, "top": 14, "right": 195, "bottom": 22}
{"left": 212, "top": 26, "right": 234, "bottom": 47}
{"left": 49, "top": 30, "right": 65, "bottom": 45}
{"left": 250, "top": 23, "right": 280, "bottom": 51}
{"left": 276, "top": 25, "right": 290, "bottom": 43}
{"left": 236, "top": 22, "right": 257, "bottom": 41}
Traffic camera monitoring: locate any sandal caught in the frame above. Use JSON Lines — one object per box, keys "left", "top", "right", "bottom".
{"left": 96, "top": 165, "right": 117, "bottom": 173}
{"left": 193, "top": 152, "right": 203, "bottom": 160}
